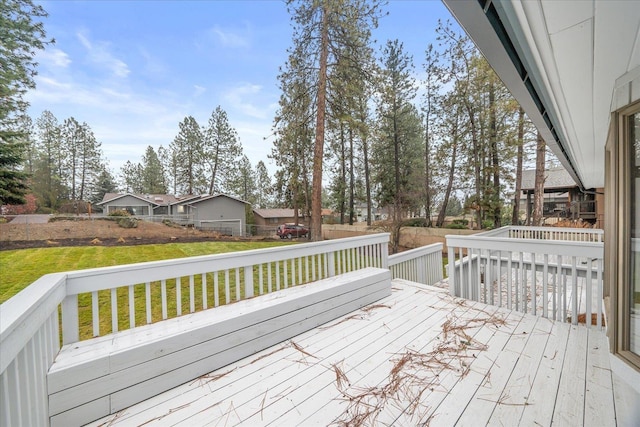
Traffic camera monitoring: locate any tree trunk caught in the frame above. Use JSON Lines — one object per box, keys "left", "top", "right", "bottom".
{"left": 489, "top": 82, "right": 501, "bottom": 227}
{"left": 532, "top": 131, "right": 546, "bottom": 226}
{"left": 310, "top": 4, "right": 329, "bottom": 241}
{"left": 339, "top": 122, "right": 346, "bottom": 224}
{"left": 437, "top": 124, "right": 458, "bottom": 227}
{"left": 363, "top": 132, "right": 372, "bottom": 226}
{"left": 465, "top": 102, "right": 482, "bottom": 229}
{"left": 511, "top": 107, "right": 524, "bottom": 225}
{"left": 348, "top": 127, "right": 355, "bottom": 225}
{"left": 424, "top": 116, "right": 432, "bottom": 227}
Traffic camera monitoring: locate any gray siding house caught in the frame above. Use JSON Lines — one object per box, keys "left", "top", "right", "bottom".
{"left": 97, "top": 193, "right": 178, "bottom": 216}
{"left": 182, "top": 194, "right": 249, "bottom": 236}
{"left": 98, "top": 193, "right": 249, "bottom": 236}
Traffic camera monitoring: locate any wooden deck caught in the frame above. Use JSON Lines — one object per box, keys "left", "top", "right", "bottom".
{"left": 90, "top": 279, "right": 620, "bottom": 427}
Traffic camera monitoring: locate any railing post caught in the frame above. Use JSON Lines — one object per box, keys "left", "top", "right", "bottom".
{"left": 244, "top": 266, "right": 254, "bottom": 298}
{"left": 417, "top": 255, "right": 426, "bottom": 284}
{"left": 327, "top": 251, "right": 336, "bottom": 277}
{"left": 448, "top": 245, "right": 456, "bottom": 296}
{"left": 380, "top": 242, "right": 389, "bottom": 269}
{"left": 61, "top": 294, "right": 79, "bottom": 345}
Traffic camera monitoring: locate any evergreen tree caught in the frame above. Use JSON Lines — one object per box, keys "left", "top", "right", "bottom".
{"left": 283, "top": 0, "right": 384, "bottom": 240}
{"left": 271, "top": 51, "right": 315, "bottom": 223}
{"left": 170, "top": 116, "right": 203, "bottom": 195}
{"left": 0, "top": 0, "right": 52, "bottom": 119}
{"left": 202, "top": 106, "right": 242, "bottom": 195}
{"left": 226, "top": 155, "right": 257, "bottom": 203}
{"left": 0, "top": 0, "right": 53, "bottom": 204}
{"left": 255, "top": 160, "right": 273, "bottom": 209}
{"left": 421, "top": 43, "right": 444, "bottom": 226}
{"left": 140, "top": 146, "right": 166, "bottom": 194}
{"left": 119, "top": 160, "right": 142, "bottom": 193}
{"left": 0, "top": 140, "right": 29, "bottom": 205}
{"left": 32, "top": 110, "right": 65, "bottom": 208}
{"left": 91, "top": 166, "right": 117, "bottom": 205}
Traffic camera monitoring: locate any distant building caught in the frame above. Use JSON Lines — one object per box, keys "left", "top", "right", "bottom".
{"left": 519, "top": 167, "right": 604, "bottom": 226}
{"left": 253, "top": 209, "right": 307, "bottom": 227}
{"left": 97, "top": 193, "right": 249, "bottom": 236}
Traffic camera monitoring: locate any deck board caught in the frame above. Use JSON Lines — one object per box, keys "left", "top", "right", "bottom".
{"left": 553, "top": 323, "right": 588, "bottom": 426}
{"left": 89, "top": 279, "right": 619, "bottom": 427}
{"left": 518, "top": 318, "right": 570, "bottom": 426}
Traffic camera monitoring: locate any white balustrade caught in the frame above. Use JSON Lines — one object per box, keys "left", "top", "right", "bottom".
{"left": 389, "top": 243, "right": 443, "bottom": 285}
{"left": 0, "top": 231, "right": 464, "bottom": 425}
{"left": 446, "top": 226, "right": 604, "bottom": 329}
{"left": 0, "top": 234, "right": 393, "bottom": 426}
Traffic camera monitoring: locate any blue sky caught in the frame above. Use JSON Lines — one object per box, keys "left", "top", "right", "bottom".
{"left": 27, "top": 0, "right": 456, "bottom": 176}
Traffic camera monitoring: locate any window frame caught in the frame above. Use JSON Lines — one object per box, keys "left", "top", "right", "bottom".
{"left": 611, "top": 100, "right": 640, "bottom": 370}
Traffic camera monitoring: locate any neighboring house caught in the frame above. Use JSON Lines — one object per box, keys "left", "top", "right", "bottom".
{"left": 519, "top": 166, "right": 604, "bottom": 226}
{"left": 97, "top": 193, "right": 179, "bottom": 216}
{"left": 98, "top": 193, "right": 249, "bottom": 236}
{"left": 444, "top": 0, "right": 639, "bottom": 373}
{"left": 253, "top": 209, "right": 307, "bottom": 227}
{"left": 181, "top": 194, "right": 249, "bottom": 236}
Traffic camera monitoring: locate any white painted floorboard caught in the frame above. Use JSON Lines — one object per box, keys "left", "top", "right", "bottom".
{"left": 89, "top": 279, "right": 620, "bottom": 427}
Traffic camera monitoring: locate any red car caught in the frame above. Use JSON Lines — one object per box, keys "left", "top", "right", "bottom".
{"left": 277, "top": 223, "right": 309, "bottom": 239}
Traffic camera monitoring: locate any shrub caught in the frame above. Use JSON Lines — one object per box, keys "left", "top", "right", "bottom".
{"left": 116, "top": 217, "right": 138, "bottom": 229}
{"left": 37, "top": 207, "right": 54, "bottom": 214}
{"left": 108, "top": 210, "right": 131, "bottom": 217}
{"left": 445, "top": 222, "right": 467, "bottom": 229}
{"left": 404, "top": 218, "right": 429, "bottom": 227}
{"left": 482, "top": 219, "right": 494, "bottom": 229}
{"left": 451, "top": 218, "right": 468, "bottom": 226}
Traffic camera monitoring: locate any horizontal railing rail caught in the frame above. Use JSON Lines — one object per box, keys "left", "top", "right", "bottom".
{"left": 389, "top": 243, "right": 443, "bottom": 285}
{"left": 505, "top": 225, "right": 603, "bottom": 242}
{"left": 446, "top": 226, "right": 604, "bottom": 330}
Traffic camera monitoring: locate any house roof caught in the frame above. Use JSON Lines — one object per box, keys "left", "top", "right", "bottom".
{"left": 253, "top": 208, "right": 303, "bottom": 219}
{"left": 184, "top": 193, "right": 249, "bottom": 206}
{"left": 99, "top": 193, "right": 248, "bottom": 207}
{"left": 520, "top": 167, "right": 577, "bottom": 191}
{"left": 168, "top": 195, "right": 203, "bottom": 206}
{"left": 97, "top": 193, "right": 178, "bottom": 206}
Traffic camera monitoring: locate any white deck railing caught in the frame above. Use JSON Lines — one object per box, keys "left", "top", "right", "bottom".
{"left": 1, "top": 234, "right": 399, "bottom": 426}
{"left": 389, "top": 243, "right": 443, "bottom": 285}
{"left": 480, "top": 225, "right": 604, "bottom": 242}
{"left": 446, "top": 226, "right": 604, "bottom": 329}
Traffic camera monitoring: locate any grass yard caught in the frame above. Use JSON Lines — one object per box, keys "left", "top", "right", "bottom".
{"left": 0, "top": 241, "right": 291, "bottom": 304}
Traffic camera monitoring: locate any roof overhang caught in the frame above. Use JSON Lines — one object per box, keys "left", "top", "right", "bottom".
{"left": 96, "top": 193, "right": 160, "bottom": 206}
{"left": 443, "top": 0, "right": 640, "bottom": 189}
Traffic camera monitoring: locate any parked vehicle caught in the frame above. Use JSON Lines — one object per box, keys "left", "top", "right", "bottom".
{"left": 277, "top": 223, "right": 309, "bottom": 239}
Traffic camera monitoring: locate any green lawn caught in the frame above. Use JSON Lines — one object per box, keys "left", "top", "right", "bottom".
{"left": 0, "top": 241, "right": 291, "bottom": 304}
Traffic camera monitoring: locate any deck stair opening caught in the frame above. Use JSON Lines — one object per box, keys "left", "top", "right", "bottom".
{"left": 46, "top": 267, "right": 392, "bottom": 427}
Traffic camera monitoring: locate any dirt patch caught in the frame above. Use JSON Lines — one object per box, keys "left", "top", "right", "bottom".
{"left": 0, "top": 218, "right": 274, "bottom": 250}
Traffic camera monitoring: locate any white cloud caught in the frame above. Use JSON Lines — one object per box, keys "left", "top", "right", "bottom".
{"left": 209, "top": 25, "right": 250, "bottom": 48}
{"left": 77, "top": 30, "right": 130, "bottom": 78}
{"left": 38, "top": 48, "right": 71, "bottom": 68}
{"left": 223, "top": 83, "right": 273, "bottom": 119}
{"left": 193, "top": 85, "right": 207, "bottom": 97}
